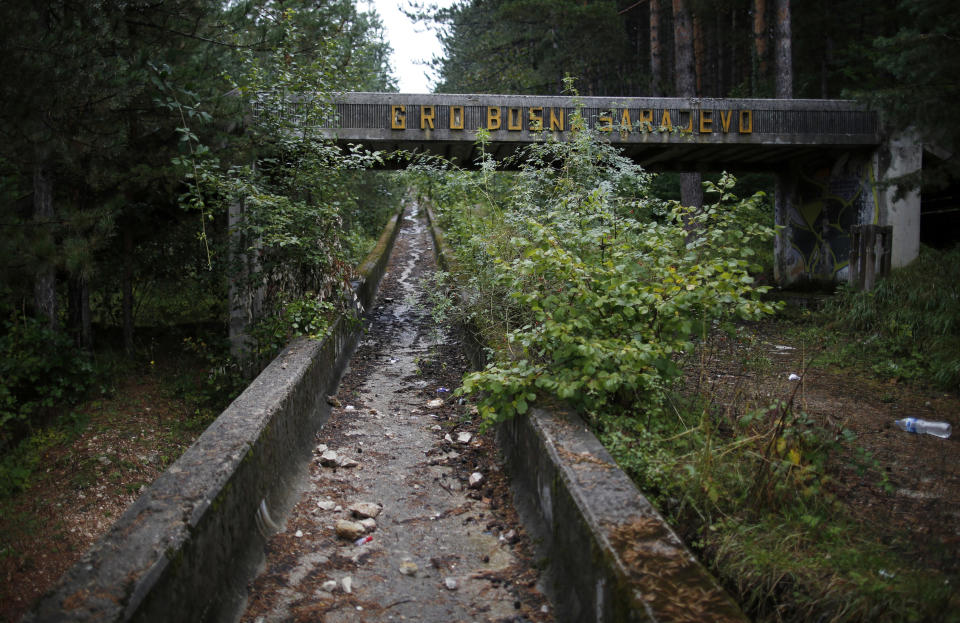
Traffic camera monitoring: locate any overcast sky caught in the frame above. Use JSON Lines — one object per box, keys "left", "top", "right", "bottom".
{"left": 366, "top": 0, "right": 457, "bottom": 93}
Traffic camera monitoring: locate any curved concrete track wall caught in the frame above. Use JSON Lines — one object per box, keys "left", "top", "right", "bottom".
{"left": 25, "top": 208, "right": 404, "bottom": 623}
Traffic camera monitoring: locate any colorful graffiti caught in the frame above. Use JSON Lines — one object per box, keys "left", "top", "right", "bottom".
{"left": 777, "top": 155, "right": 880, "bottom": 284}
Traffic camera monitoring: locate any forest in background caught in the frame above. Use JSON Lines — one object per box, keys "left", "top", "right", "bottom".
{"left": 0, "top": 0, "right": 406, "bottom": 463}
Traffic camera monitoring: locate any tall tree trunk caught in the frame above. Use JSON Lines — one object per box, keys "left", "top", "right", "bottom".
{"left": 672, "top": 0, "right": 702, "bottom": 209}
{"left": 774, "top": 0, "right": 793, "bottom": 98}
{"left": 68, "top": 275, "right": 92, "bottom": 351}
{"left": 673, "top": 0, "right": 696, "bottom": 97}
{"left": 753, "top": 0, "right": 768, "bottom": 94}
{"left": 693, "top": 13, "right": 704, "bottom": 95}
{"left": 649, "top": 0, "right": 663, "bottom": 96}
{"left": 33, "top": 161, "right": 57, "bottom": 330}
{"left": 122, "top": 227, "right": 135, "bottom": 356}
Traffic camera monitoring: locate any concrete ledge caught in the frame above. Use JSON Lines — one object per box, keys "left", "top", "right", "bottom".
{"left": 500, "top": 407, "right": 745, "bottom": 623}
{"left": 26, "top": 206, "right": 404, "bottom": 622}
{"left": 423, "top": 204, "right": 745, "bottom": 622}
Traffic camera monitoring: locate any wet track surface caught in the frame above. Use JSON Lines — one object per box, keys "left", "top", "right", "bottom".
{"left": 240, "top": 204, "right": 554, "bottom": 623}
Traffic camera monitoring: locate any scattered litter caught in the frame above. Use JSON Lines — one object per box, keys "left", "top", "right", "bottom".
{"left": 399, "top": 560, "right": 418, "bottom": 576}
{"left": 427, "top": 398, "right": 444, "bottom": 408}
{"left": 788, "top": 373, "right": 801, "bottom": 381}
{"left": 541, "top": 605, "right": 550, "bottom": 614}
{"left": 457, "top": 432, "right": 472, "bottom": 444}
{"left": 879, "top": 569, "right": 896, "bottom": 579}
{"left": 345, "top": 405, "right": 356, "bottom": 412}
{"left": 773, "top": 345, "right": 796, "bottom": 351}
{"left": 444, "top": 577, "right": 458, "bottom": 591}
{"left": 894, "top": 417, "right": 951, "bottom": 438}
{"left": 437, "top": 387, "right": 450, "bottom": 393}
{"left": 354, "top": 535, "right": 374, "bottom": 546}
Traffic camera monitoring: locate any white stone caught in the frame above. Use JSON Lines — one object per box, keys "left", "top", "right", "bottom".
{"left": 349, "top": 502, "right": 382, "bottom": 519}
{"left": 468, "top": 472, "right": 483, "bottom": 488}
{"left": 457, "top": 432, "right": 472, "bottom": 444}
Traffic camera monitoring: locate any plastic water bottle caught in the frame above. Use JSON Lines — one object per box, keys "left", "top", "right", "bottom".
{"left": 894, "top": 417, "right": 952, "bottom": 439}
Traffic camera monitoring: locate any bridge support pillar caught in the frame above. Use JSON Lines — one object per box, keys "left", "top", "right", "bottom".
{"left": 774, "top": 132, "right": 921, "bottom": 288}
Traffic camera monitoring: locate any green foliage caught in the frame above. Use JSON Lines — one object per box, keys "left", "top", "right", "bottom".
{"left": 172, "top": 336, "right": 247, "bottom": 427}
{"left": 0, "top": 428, "right": 68, "bottom": 498}
{"left": 247, "top": 295, "right": 336, "bottom": 358}
{"left": 427, "top": 109, "right": 777, "bottom": 427}
{"left": 0, "top": 316, "right": 93, "bottom": 452}
{"left": 415, "top": 0, "right": 642, "bottom": 95}
{"left": 825, "top": 245, "right": 960, "bottom": 389}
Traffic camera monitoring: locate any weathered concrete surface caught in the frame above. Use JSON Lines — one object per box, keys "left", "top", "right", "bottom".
{"left": 322, "top": 92, "right": 879, "bottom": 171}
{"left": 424, "top": 205, "right": 746, "bottom": 623}
{"left": 25, "top": 207, "right": 404, "bottom": 623}
{"left": 499, "top": 407, "right": 746, "bottom": 623}
{"left": 240, "top": 204, "right": 553, "bottom": 622}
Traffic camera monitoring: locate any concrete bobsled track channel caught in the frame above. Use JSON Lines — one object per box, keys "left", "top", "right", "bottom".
{"left": 239, "top": 204, "right": 554, "bottom": 622}
{"left": 29, "top": 200, "right": 745, "bottom": 623}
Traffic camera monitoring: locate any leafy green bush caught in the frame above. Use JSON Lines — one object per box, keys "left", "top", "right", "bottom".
{"left": 0, "top": 316, "right": 93, "bottom": 453}
{"left": 827, "top": 244, "right": 960, "bottom": 389}
{"left": 430, "top": 108, "right": 777, "bottom": 426}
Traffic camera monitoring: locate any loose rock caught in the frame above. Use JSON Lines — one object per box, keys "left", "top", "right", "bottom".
{"left": 335, "top": 520, "right": 366, "bottom": 541}
{"left": 341, "top": 576, "right": 353, "bottom": 593}
{"left": 321, "top": 580, "right": 337, "bottom": 592}
{"left": 444, "top": 577, "right": 458, "bottom": 591}
{"left": 348, "top": 502, "right": 382, "bottom": 519}
{"left": 399, "top": 560, "right": 418, "bottom": 576}
{"left": 468, "top": 472, "right": 483, "bottom": 488}
{"left": 427, "top": 398, "right": 444, "bottom": 408}
{"left": 360, "top": 518, "right": 377, "bottom": 532}
{"left": 317, "top": 500, "right": 336, "bottom": 511}
{"left": 457, "top": 432, "right": 472, "bottom": 444}
{"left": 337, "top": 456, "right": 360, "bottom": 468}
{"left": 319, "top": 450, "right": 339, "bottom": 467}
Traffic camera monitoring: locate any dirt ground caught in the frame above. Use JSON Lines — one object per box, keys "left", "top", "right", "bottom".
{"left": 0, "top": 373, "right": 205, "bottom": 623}
{"left": 690, "top": 317, "right": 960, "bottom": 578}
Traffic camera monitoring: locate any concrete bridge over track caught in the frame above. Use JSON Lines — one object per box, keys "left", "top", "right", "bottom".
{"left": 321, "top": 93, "right": 921, "bottom": 288}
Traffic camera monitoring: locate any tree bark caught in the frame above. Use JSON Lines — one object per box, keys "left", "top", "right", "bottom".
{"left": 672, "top": 0, "right": 702, "bottom": 209}
{"left": 672, "top": 0, "right": 696, "bottom": 98}
{"left": 68, "top": 274, "right": 93, "bottom": 351}
{"left": 774, "top": 0, "right": 793, "bottom": 98}
{"left": 122, "top": 227, "right": 135, "bottom": 356}
{"left": 33, "top": 161, "right": 57, "bottom": 330}
{"left": 649, "top": 0, "right": 663, "bottom": 96}
{"left": 753, "top": 0, "right": 768, "bottom": 92}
